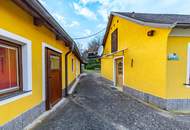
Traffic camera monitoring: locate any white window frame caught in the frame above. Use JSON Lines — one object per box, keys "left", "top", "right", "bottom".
{"left": 0, "top": 28, "right": 32, "bottom": 105}
{"left": 186, "top": 43, "right": 190, "bottom": 88}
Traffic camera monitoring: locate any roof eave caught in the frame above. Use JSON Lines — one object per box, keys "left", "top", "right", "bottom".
{"left": 175, "top": 23, "right": 190, "bottom": 28}
{"left": 12, "top": 0, "right": 84, "bottom": 62}
{"left": 112, "top": 12, "right": 175, "bottom": 28}
{"left": 102, "top": 14, "right": 114, "bottom": 46}
{"left": 73, "top": 46, "right": 85, "bottom": 63}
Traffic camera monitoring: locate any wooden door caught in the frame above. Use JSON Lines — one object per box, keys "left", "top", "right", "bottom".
{"left": 115, "top": 58, "right": 123, "bottom": 88}
{"left": 46, "top": 48, "right": 62, "bottom": 110}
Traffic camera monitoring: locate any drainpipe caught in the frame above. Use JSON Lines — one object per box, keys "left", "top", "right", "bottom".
{"left": 80, "top": 62, "right": 82, "bottom": 74}
{"left": 65, "top": 44, "right": 75, "bottom": 97}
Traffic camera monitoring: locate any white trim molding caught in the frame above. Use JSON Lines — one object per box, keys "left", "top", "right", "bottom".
{"left": 186, "top": 43, "right": 190, "bottom": 88}
{"left": 170, "top": 28, "right": 190, "bottom": 37}
{"left": 0, "top": 28, "right": 32, "bottom": 93}
{"left": 0, "top": 29, "right": 31, "bottom": 45}
{"left": 0, "top": 92, "right": 32, "bottom": 106}
{"left": 42, "top": 42, "right": 63, "bottom": 101}
{"left": 113, "top": 56, "right": 125, "bottom": 87}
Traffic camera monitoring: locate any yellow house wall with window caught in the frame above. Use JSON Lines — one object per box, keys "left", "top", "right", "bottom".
{"left": 101, "top": 16, "right": 171, "bottom": 98}
{"left": 68, "top": 53, "right": 81, "bottom": 85}
{"left": 102, "top": 14, "right": 190, "bottom": 111}
{"left": 167, "top": 36, "right": 190, "bottom": 99}
{"left": 0, "top": 0, "right": 81, "bottom": 126}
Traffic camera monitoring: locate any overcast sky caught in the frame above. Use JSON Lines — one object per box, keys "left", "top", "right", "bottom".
{"left": 39, "top": 0, "right": 190, "bottom": 50}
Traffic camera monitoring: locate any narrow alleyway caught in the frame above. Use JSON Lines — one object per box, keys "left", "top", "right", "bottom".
{"left": 33, "top": 74, "right": 190, "bottom": 130}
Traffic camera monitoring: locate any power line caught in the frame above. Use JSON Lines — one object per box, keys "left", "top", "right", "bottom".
{"left": 73, "top": 28, "right": 106, "bottom": 40}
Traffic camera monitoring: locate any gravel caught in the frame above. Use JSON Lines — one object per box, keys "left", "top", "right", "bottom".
{"left": 33, "top": 74, "right": 190, "bottom": 130}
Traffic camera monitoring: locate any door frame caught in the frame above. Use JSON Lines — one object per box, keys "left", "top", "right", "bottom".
{"left": 186, "top": 43, "right": 190, "bottom": 87}
{"left": 42, "top": 43, "right": 62, "bottom": 109}
{"left": 113, "top": 56, "right": 124, "bottom": 86}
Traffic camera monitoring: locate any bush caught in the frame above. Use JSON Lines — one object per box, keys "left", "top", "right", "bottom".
{"left": 85, "top": 59, "right": 100, "bottom": 70}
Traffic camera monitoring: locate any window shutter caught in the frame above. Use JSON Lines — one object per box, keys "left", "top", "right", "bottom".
{"left": 111, "top": 29, "right": 118, "bottom": 53}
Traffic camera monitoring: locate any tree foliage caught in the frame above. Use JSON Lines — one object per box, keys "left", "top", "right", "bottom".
{"left": 87, "top": 37, "right": 102, "bottom": 52}
{"left": 80, "top": 37, "right": 102, "bottom": 61}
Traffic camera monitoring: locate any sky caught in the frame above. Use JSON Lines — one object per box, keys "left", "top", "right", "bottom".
{"left": 39, "top": 0, "right": 190, "bottom": 51}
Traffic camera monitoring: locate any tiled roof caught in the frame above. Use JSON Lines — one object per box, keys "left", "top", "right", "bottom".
{"left": 114, "top": 12, "right": 190, "bottom": 24}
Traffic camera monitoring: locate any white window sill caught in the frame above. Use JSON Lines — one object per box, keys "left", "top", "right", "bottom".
{"left": 0, "top": 91, "right": 32, "bottom": 106}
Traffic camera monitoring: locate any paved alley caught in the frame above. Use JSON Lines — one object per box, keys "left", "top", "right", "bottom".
{"left": 33, "top": 74, "right": 190, "bottom": 130}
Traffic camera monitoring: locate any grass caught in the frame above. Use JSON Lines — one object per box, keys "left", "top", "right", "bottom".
{"left": 83, "top": 69, "right": 100, "bottom": 74}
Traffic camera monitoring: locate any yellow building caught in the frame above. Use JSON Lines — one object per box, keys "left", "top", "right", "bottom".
{"left": 0, "top": 0, "right": 83, "bottom": 129}
{"left": 101, "top": 12, "right": 190, "bottom": 111}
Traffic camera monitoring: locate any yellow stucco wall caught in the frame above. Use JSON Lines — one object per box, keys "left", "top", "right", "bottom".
{"left": 68, "top": 53, "right": 81, "bottom": 85}
{"left": 0, "top": 0, "right": 80, "bottom": 125}
{"left": 76, "top": 58, "right": 81, "bottom": 77}
{"left": 167, "top": 36, "right": 190, "bottom": 99}
{"left": 101, "top": 16, "right": 171, "bottom": 98}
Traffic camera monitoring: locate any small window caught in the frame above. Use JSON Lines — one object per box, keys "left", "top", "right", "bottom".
{"left": 0, "top": 40, "right": 22, "bottom": 95}
{"left": 72, "top": 58, "right": 74, "bottom": 72}
{"left": 111, "top": 29, "right": 118, "bottom": 53}
{"left": 50, "top": 55, "right": 60, "bottom": 70}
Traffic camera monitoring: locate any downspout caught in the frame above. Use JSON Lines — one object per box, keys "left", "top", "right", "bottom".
{"left": 65, "top": 44, "right": 75, "bottom": 97}
{"left": 80, "top": 62, "right": 82, "bottom": 74}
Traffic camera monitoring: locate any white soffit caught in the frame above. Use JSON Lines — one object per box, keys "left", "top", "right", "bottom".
{"left": 169, "top": 28, "right": 190, "bottom": 37}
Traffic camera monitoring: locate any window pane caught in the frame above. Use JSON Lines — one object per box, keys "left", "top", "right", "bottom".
{"left": 10, "top": 49, "right": 18, "bottom": 87}
{"left": 50, "top": 55, "right": 60, "bottom": 70}
{"left": 0, "top": 47, "right": 10, "bottom": 89}
{"left": 111, "top": 29, "right": 118, "bottom": 53}
{"left": 0, "top": 45, "right": 18, "bottom": 90}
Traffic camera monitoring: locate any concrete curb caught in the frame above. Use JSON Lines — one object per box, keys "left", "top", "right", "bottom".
{"left": 128, "top": 94, "right": 190, "bottom": 122}
{"left": 113, "top": 86, "right": 190, "bottom": 123}
{"left": 24, "top": 73, "right": 86, "bottom": 130}
{"left": 24, "top": 98, "right": 69, "bottom": 130}
{"left": 68, "top": 73, "right": 87, "bottom": 95}
{"left": 100, "top": 75, "right": 190, "bottom": 122}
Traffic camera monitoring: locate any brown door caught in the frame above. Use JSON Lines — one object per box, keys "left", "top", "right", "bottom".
{"left": 115, "top": 58, "right": 123, "bottom": 88}
{"left": 46, "top": 48, "right": 62, "bottom": 110}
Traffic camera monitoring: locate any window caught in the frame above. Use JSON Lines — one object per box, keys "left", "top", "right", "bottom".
{"left": 50, "top": 55, "right": 60, "bottom": 70}
{"left": 0, "top": 40, "right": 22, "bottom": 95}
{"left": 0, "top": 29, "right": 32, "bottom": 105}
{"left": 111, "top": 29, "right": 118, "bottom": 53}
{"left": 72, "top": 58, "right": 74, "bottom": 72}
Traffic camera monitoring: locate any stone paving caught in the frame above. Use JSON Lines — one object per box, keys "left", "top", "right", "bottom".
{"left": 33, "top": 74, "right": 190, "bottom": 130}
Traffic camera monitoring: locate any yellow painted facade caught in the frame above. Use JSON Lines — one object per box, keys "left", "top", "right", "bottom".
{"left": 68, "top": 53, "right": 81, "bottom": 85}
{"left": 167, "top": 36, "right": 190, "bottom": 98}
{"left": 102, "top": 15, "right": 190, "bottom": 100}
{"left": 0, "top": 0, "right": 81, "bottom": 125}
